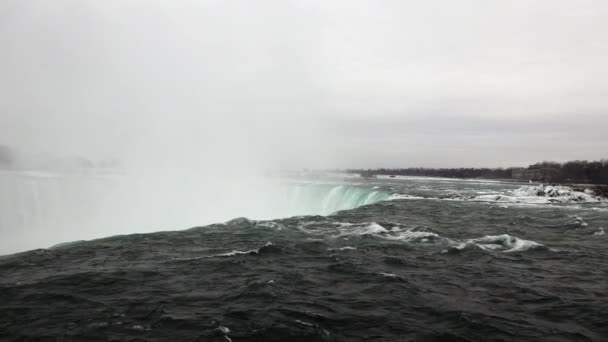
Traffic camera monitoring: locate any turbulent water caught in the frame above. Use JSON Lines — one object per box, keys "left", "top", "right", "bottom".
{"left": 1, "top": 174, "right": 607, "bottom": 341}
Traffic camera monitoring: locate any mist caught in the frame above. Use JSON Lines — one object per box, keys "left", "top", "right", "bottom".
{"left": 0, "top": 0, "right": 339, "bottom": 253}
{"left": 1, "top": 0, "right": 607, "bottom": 253}
{"left": 0, "top": 1, "right": 335, "bottom": 169}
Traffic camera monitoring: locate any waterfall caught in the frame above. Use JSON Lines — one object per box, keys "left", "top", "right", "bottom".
{"left": 0, "top": 171, "right": 390, "bottom": 254}
{"left": 283, "top": 183, "right": 390, "bottom": 216}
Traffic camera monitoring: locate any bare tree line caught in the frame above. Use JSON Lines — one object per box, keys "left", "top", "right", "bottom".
{"left": 347, "top": 159, "right": 608, "bottom": 185}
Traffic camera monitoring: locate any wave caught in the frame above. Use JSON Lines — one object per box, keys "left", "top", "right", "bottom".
{"left": 168, "top": 220, "right": 545, "bottom": 256}
{"left": 465, "top": 234, "right": 544, "bottom": 253}
{"left": 318, "top": 221, "right": 544, "bottom": 253}
{"left": 214, "top": 242, "right": 275, "bottom": 257}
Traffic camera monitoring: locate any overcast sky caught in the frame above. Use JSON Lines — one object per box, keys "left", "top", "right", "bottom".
{"left": 1, "top": 0, "right": 607, "bottom": 169}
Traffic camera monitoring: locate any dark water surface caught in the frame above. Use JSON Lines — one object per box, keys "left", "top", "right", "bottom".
{"left": 1, "top": 177, "right": 607, "bottom": 341}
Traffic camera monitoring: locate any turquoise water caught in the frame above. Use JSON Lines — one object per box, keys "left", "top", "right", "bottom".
{"left": 283, "top": 183, "right": 391, "bottom": 216}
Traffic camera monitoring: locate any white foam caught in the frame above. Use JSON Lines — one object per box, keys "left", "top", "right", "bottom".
{"left": 347, "top": 222, "right": 389, "bottom": 235}
{"left": 217, "top": 326, "right": 232, "bottom": 342}
{"left": 593, "top": 228, "right": 605, "bottom": 236}
{"left": 467, "top": 234, "right": 543, "bottom": 253}
{"left": 451, "top": 242, "right": 468, "bottom": 250}
{"left": 379, "top": 272, "right": 398, "bottom": 278}
{"left": 337, "top": 222, "right": 440, "bottom": 243}
{"left": 327, "top": 221, "right": 546, "bottom": 254}
{"left": 328, "top": 246, "right": 357, "bottom": 251}
{"left": 255, "top": 221, "right": 285, "bottom": 230}
{"left": 294, "top": 320, "right": 314, "bottom": 327}
{"left": 215, "top": 249, "right": 258, "bottom": 257}
{"left": 347, "top": 223, "right": 448, "bottom": 246}
{"left": 214, "top": 242, "right": 273, "bottom": 257}
{"left": 385, "top": 230, "right": 440, "bottom": 242}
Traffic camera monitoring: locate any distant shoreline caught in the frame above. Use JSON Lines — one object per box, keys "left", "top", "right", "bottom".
{"left": 343, "top": 159, "right": 608, "bottom": 186}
